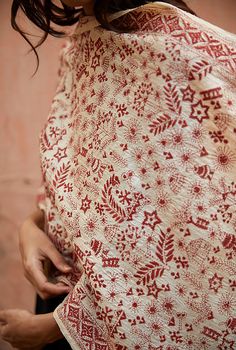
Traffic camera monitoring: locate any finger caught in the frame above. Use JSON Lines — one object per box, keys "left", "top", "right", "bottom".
{"left": 0, "top": 310, "right": 7, "bottom": 323}
{"left": 0, "top": 324, "right": 9, "bottom": 339}
{"left": 30, "top": 261, "right": 70, "bottom": 297}
{"left": 40, "top": 281, "right": 71, "bottom": 299}
{"left": 44, "top": 245, "right": 72, "bottom": 273}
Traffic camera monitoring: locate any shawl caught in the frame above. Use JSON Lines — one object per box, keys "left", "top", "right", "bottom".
{"left": 39, "top": 2, "right": 236, "bottom": 349}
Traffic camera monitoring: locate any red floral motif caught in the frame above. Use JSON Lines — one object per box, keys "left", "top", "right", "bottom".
{"left": 164, "top": 83, "right": 182, "bottom": 115}
{"left": 134, "top": 228, "right": 174, "bottom": 286}
{"left": 123, "top": 118, "right": 142, "bottom": 143}
{"left": 208, "top": 273, "right": 224, "bottom": 293}
{"left": 212, "top": 146, "right": 236, "bottom": 172}
{"left": 189, "top": 60, "right": 213, "bottom": 81}
{"left": 217, "top": 293, "right": 236, "bottom": 316}
{"left": 148, "top": 114, "right": 177, "bottom": 136}
{"left": 52, "top": 161, "right": 71, "bottom": 189}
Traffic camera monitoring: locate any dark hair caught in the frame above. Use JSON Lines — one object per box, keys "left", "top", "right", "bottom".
{"left": 11, "top": 0, "right": 194, "bottom": 70}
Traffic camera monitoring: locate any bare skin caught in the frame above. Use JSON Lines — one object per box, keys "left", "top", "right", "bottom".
{"left": 19, "top": 209, "right": 72, "bottom": 300}
{"left": 0, "top": 209, "right": 71, "bottom": 348}
{"left": 1, "top": 0, "right": 235, "bottom": 348}
{"left": 0, "top": 309, "right": 63, "bottom": 349}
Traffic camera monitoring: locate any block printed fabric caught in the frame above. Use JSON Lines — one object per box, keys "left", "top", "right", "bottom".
{"left": 39, "top": 2, "right": 236, "bottom": 349}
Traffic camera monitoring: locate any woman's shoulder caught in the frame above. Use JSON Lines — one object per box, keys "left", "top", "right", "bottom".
{"left": 71, "top": 2, "right": 236, "bottom": 44}
{"left": 115, "top": 2, "right": 236, "bottom": 74}
{"left": 67, "top": 2, "right": 236, "bottom": 76}
{"left": 115, "top": 2, "right": 236, "bottom": 43}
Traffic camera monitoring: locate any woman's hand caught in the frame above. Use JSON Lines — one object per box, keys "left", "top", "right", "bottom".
{"left": 0, "top": 309, "right": 63, "bottom": 349}
{"left": 19, "top": 209, "right": 72, "bottom": 299}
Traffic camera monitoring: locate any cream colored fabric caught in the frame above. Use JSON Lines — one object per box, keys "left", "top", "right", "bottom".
{"left": 39, "top": 3, "right": 236, "bottom": 349}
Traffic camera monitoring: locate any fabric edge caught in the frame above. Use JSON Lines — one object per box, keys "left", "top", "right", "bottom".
{"left": 53, "top": 307, "right": 80, "bottom": 350}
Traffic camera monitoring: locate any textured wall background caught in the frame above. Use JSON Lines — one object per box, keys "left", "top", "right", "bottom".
{"left": 0, "top": 2, "right": 62, "bottom": 349}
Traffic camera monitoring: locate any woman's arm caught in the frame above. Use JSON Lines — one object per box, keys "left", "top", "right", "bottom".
{"left": 0, "top": 210, "right": 71, "bottom": 348}
{"left": 19, "top": 209, "right": 72, "bottom": 299}
{"left": 0, "top": 310, "right": 63, "bottom": 349}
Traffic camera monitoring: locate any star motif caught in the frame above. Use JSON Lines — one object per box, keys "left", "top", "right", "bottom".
{"left": 80, "top": 195, "right": 91, "bottom": 213}
{"left": 54, "top": 147, "right": 67, "bottom": 162}
{"left": 190, "top": 100, "right": 209, "bottom": 123}
{"left": 142, "top": 210, "right": 162, "bottom": 230}
{"left": 147, "top": 281, "right": 162, "bottom": 299}
{"left": 208, "top": 273, "right": 223, "bottom": 292}
{"left": 181, "top": 85, "right": 195, "bottom": 102}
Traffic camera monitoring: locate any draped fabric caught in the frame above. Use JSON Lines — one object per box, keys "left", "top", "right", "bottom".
{"left": 38, "top": 2, "right": 236, "bottom": 349}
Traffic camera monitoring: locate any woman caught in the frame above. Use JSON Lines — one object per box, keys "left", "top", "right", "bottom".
{"left": 0, "top": 0, "right": 236, "bottom": 349}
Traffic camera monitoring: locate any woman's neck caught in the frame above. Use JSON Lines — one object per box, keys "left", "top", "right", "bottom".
{"left": 185, "top": 0, "right": 236, "bottom": 34}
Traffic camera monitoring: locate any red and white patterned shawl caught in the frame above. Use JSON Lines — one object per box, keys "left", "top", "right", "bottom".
{"left": 39, "top": 2, "right": 236, "bottom": 349}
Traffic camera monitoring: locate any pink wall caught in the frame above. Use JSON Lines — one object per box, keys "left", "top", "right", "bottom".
{"left": 0, "top": 2, "right": 63, "bottom": 348}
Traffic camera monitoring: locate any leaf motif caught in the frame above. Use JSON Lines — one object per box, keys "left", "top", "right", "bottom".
{"left": 134, "top": 261, "right": 164, "bottom": 285}
{"left": 41, "top": 131, "right": 52, "bottom": 153}
{"left": 149, "top": 114, "right": 177, "bottom": 136}
{"left": 101, "top": 176, "right": 125, "bottom": 223}
{"left": 156, "top": 230, "right": 174, "bottom": 264}
{"left": 164, "top": 84, "right": 182, "bottom": 115}
{"left": 191, "top": 60, "right": 212, "bottom": 80}
{"left": 53, "top": 161, "right": 71, "bottom": 189}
